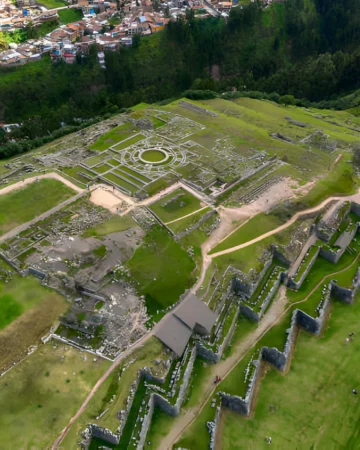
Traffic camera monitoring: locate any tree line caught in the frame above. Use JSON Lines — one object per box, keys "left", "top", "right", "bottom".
{"left": 1, "top": 0, "right": 360, "bottom": 157}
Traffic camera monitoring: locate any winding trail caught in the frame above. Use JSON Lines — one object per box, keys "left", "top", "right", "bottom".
{"left": 210, "top": 192, "right": 360, "bottom": 258}
{"left": 49, "top": 182, "right": 360, "bottom": 448}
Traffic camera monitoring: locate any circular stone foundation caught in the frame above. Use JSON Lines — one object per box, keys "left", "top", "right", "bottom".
{"left": 139, "top": 148, "right": 169, "bottom": 165}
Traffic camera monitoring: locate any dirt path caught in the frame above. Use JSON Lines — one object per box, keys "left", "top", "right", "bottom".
{"left": 0, "top": 172, "right": 84, "bottom": 196}
{"left": 52, "top": 265, "right": 208, "bottom": 450}
{"left": 163, "top": 255, "right": 360, "bottom": 449}
{"left": 165, "top": 206, "right": 210, "bottom": 225}
{"left": 210, "top": 191, "right": 360, "bottom": 258}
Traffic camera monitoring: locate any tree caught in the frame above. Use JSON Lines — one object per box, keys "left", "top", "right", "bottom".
{"left": 279, "top": 95, "right": 296, "bottom": 106}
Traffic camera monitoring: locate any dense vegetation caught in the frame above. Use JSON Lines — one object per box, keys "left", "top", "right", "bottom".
{"left": 1, "top": 0, "right": 360, "bottom": 154}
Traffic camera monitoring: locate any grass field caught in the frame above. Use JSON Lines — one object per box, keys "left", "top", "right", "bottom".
{"left": 220, "top": 293, "right": 360, "bottom": 449}
{"left": 90, "top": 123, "right": 135, "bottom": 152}
{"left": 39, "top": 0, "right": 66, "bottom": 9}
{"left": 127, "top": 226, "right": 195, "bottom": 316}
{"left": 0, "top": 179, "right": 75, "bottom": 236}
{"left": 58, "top": 8, "right": 83, "bottom": 24}
{"left": 0, "top": 340, "right": 110, "bottom": 449}
{"left": 0, "top": 275, "right": 67, "bottom": 370}
{"left": 82, "top": 215, "right": 136, "bottom": 238}
{"left": 210, "top": 213, "right": 283, "bottom": 254}
{"left": 149, "top": 188, "right": 202, "bottom": 223}
{"left": 168, "top": 207, "right": 211, "bottom": 234}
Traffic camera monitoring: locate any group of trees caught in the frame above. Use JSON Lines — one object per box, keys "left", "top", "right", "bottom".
{"left": 1, "top": 0, "right": 360, "bottom": 154}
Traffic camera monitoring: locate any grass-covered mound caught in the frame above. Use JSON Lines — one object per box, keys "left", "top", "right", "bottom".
{"left": 127, "top": 226, "right": 195, "bottom": 316}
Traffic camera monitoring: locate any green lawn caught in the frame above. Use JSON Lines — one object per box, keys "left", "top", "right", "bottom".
{"left": 39, "top": 0, "right": 66, "bottom": 9}
{"left": 0, "top": 341, "right": 110, "bottom": 449}
{"left": 210, "top": 213, "right": 283, "bottom": 254}
{"left": 92, "top": 244, "right": 107, "bottom": 258}
{"left": 0, "top": 276, "right": 58, "bottom": 331}
{"left": 169, "top": 207, "right": 211, "bottom": 234}
{"left": 149, "top": 188, "right": 202, "bottom": 223}
{"left": 90, "top": 123, "right": 136, "bottom": 152}
{"left": 127, "top": 226, "right": 195, "bottom": 316}
{"left": 58, "top": 8, "right": 83, "bottom": 24}
{"left": 0, "top": 179, "right": 75, "bottom": 236}
{"left": 82, "top": 215, "right": 136, "bottom": 238}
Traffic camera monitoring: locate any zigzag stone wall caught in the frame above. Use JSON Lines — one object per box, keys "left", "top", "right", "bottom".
{"left": 220, "top": 277, "right": 343, "bottom": 417}
{"left": 287, "top": 246, "right": 321, "bottom": 290}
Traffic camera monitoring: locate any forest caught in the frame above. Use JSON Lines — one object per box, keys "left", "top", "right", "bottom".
{"left": 0, "top": 0, "right": 360, "bottom": 156}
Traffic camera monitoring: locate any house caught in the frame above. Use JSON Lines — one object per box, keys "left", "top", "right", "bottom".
{"left": 96, "top": 33, "right": 120, "bottom": 50}
{"left": 0, "top": 49, "right": 28, "bottom": 65}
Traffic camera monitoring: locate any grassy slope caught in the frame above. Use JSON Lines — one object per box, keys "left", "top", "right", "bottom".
{"left": 210, "top": 213, "right": 282, "bottom": 254}
{"left": 0, "top": 276, "right": 67, "bottom": 370}
{"left": 0, "top": 275, "right": 60, "bottom": 330}
{"left": 0, "top": 341, "right": 110, "bottom": 449}
{"left": 127, "top": 226, "right": 195, "bottom": 315}
{"left": 0, "top": 178, "right": 75, "bottom": 235}
{"left": 58, "top": 9, "right": 83, "bottom": 24}
{"left": 221, "top": 295, "right": 360, "bottom": 449}
{"left": 90, "top": 123, "right": 135, "bottom": 152}
{"left": 82, "top": 215, "right": 136, "bottom": 238}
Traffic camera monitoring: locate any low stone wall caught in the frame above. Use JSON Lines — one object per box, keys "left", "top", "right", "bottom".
{"left": 319, "top": 246, "right": 342, "bottom": 264}
{"left": 239, "top": 303, "right": 260, "bottom": 322}
{"left": 87, "top": 424, "right": 119, "bottom": 445}
{"left": 272, "top": 245, "right": 291, "bottom": 267}
{"left": 258, "top": 272, "right": 283, "bottom": 319}
{"left": 331, "top": 266, "right": 360, "bottom": 304}
{"left": 136, "top": 394, "right": 155, "bottom": 450}
{"left": 287, "top": 246, "right": 320, "bottom": 290}
{"left": 210, "top": 406, "right": 221, "bottom": 450}
{"left": 196, "top": 342, "right": 220, "bottom": 363}
{"left": 320, "top": 223, "right": 359, "bottom": 264}
{"left": 351, "top": 201, "right": 360, "bottom": 218}
{"left": 331, "top": 283, "right": 355, "bottom": 304}
{"left": 239, "top": 271, "right": 283, "bottom": 323}
{"left": 216, "top": 303, "right": 240, "bottom": 357}
{"left": 175, "top": 209, "right": 216, "bottom": 241}
{"left": 0, "top": 251, "right": 24, "bottom": 276}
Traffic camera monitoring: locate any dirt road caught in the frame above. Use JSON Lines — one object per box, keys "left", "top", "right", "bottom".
{"left": 210, "top": 191, "right": 360, "bottom": 258}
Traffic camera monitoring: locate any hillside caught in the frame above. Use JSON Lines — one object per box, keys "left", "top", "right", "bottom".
{"left": 1, "top": 0, "right": 360, "bottom": 152}
{"left": 0, "top": 97, "right": 359, "bottom": 448}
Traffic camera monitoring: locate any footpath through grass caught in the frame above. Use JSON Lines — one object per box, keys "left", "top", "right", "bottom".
{"left": 210, "top": 213, "right": 282, "bottom": 254}
{"left": 0, "top": 341, "right": 110, "bottom": 450}
{"left": 0, "top": 178, "right": 75, "bottom": 236}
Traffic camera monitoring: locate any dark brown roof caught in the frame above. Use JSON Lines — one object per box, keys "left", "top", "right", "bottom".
{"left": 173, "top": 294, "right": 217, "bottom": 335}
{"left": 155, "top": 315, "right": 192, "bottom": 356}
